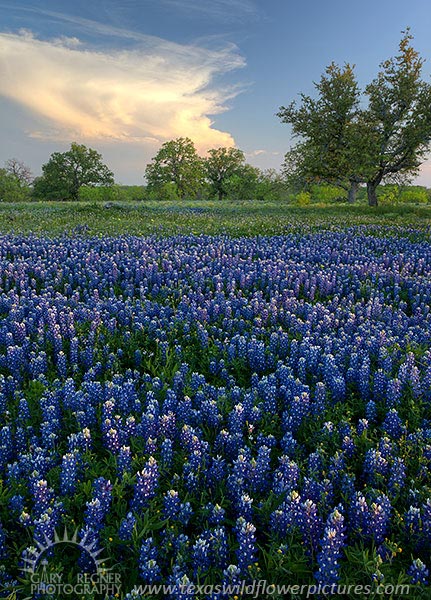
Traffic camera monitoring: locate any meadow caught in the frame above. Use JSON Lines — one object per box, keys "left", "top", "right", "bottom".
{"left": 0, "top": 201, "right": 430, "bottom": 599}
{"left": 0, "top": 199, "right": 431, "bottom": 236}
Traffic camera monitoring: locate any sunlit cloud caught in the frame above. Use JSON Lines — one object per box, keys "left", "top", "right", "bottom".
{"left": 0, "top": 30, "right": 245, "bottom": 151}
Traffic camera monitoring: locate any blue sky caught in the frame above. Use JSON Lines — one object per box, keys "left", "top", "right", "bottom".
{"left": 1, "top": 0, "right": 431, "bottom": 185}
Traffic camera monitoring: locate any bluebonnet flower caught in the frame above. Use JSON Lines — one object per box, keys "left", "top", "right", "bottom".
{"left": 388, "top": 457, "right": 406, "bottom": 496}
{"left": 0, "top": 522, "right": 7, "bottom": 559}
{"left": 207, "top": 456, "right": 226, "bottom": 490}
{"left": 250, "top": 444, "right": 271, "bottom": 494}
{"left": 92, "top": 477, "right": 112, "bottom": 514}
{"left": 192, "top": 535, "right": 211, "bottom": 575}
{"left": 315, "top": 505, "right": 345, "bottom": 586}
{"left": 208, "top": 526, "right": 229, "bottom": 570}
{"left": 131, "top": 457, "right": 159, "bottom": 512}
{"left": 298, "top": 498, "right": 323, "bottom": 558}
{"left": 273, "top": 456, "right": 299, "bottom": 495}
{"left": 383, "top": 409, "right": 405, "bottom": 439}
{"left": 60, "top": 452, "right": 78, "bottom": 495}
{"left": 363, "top": 448, "right": 389, "bottom": 485}
{"left": 369, "top": 495, "right": 392, "bottom": 545}
{"left": 386, "top": 378, "right": 402, "bottom": 408}
{"left": 178, "top": 502, "right": 193, "bottom": 526}
{"left": 34, "top": 511, "right": 55, "bottom": 546}
{"left": 84, "top": 498, "right": 106, "bottom": 532}
{"left": 237, "top": 493, "right": 254, "bottom": 521}
{"left": 163, "top": 490, "right": 180, "bottom": 519}
{"left": 357, "top": 418, "right": 369, "bottom": 436}
{"left": 235, "top": 517, "right": 257, "bottom": 574}
{"left": 117, "top": 446, "right": 132, "bottom": 479}
{"left": 206, "top": 503, "right": 225, "bottom": 526}
{"left": 9, "top": 495, "right": 25, "bottom": 516}
{"left": 160, "top": 438, "right": 173, "bottom": 469}
{"left": 365, "top": 400, "right": 377, "bottom": 423}
{"left": 139, "top": 538, "right": 161, "bottom": 583}
{"left": 222, "top": 564, "right": 242, "bottom": 587}
{"left": 408, "top": 559, "right": 429, "bottom": 585}
{"left": 119, "top": 512, "right": 136, "bottom": 541}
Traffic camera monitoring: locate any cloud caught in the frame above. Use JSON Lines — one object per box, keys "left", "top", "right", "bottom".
{"left": 0, "top": 30, "right": 245, "bottom": 151}
{"left": 246, "top": 149, "right": 267, "bottom": 157}
{"left": 245, "top": 149, "right": 281, "bottom": 158}
{"left": 158, "top": 0, "right": 259, "bottom": 22}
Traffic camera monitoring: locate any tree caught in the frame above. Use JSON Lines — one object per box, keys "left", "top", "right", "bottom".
{"left": 0, "top": 168, "right": 30, "bottom": 201}
{"left": 5, "top": 158, "right": 33, "bottom": 186}
{"left": 278, "top": 63, "right": 367, "bottom": 203}
{"left": 255, "top": 168, "right": 289, "bottom": 202}
{"left": 145, "top": 138, "right": 204, "bottom": 200}
{"left": 33, "top": 143, "right": 114, "bottom": 200}
{"left": 224, "top": 163, "right": 261, "bottom": 200}
{"left": 204, "top": 147, "right": 245, "bottom": 201}
{"left": 277, "top": 31, "right": 431, "bottom": 207}
{"left": 362, "top": 29, "right": 431, "bottom": 206}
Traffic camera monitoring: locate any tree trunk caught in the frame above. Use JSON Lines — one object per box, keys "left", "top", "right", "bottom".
{"left": 367, "top": 181, "right": 379, "bottom": 206}
{"left": 218, "top": 189, "right": 223, "bottom": 202}
{"left": 348, "top": 180, "right": 359, "bottom": 203}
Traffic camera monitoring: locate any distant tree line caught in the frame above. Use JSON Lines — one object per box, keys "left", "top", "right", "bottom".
{"left": 1, "top": 140, "right": 288, "bottom": 203}
{"left": 2, "top": 30, "right": 431, "bottom": 206}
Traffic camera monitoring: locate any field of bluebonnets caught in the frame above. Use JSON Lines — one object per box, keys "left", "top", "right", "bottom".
{"left": 0, "top": 202, "right": 431, "bottom": 599}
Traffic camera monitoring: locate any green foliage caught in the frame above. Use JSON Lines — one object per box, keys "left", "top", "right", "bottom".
{"left": 399, "top": 187, "right": 429, "bottom": 204}
{"left": 146, "top": 181, "right": 181, "bottom": 201}
{"left": 204, "top": 147, "right": 245, "bottom": 200}
{"left": 310, "top": 184, "right": 346, "bottom": 203}
{"left": 279, "top": 30, "right": 431, "bottom": 206}
{"left": 295, "top": 191, "right": 311, "bottom": 206}
{"left": 33, "top": 142, "right": 114, "bottom": 201}
{"left": 254, "top": 169, "right": 289, "bottom": 202}
{"left": 4, "top": 158, "right": 33, "bottom": 186}
{"left": 145, "top": 137, "right": 204, "bottom": 199}
{"left": 378, "top": 185, "right": 401, "bottom": 205}
{"left": 363, "top": 30, "right": 431, "bottom": 205}
{"left": 0, "top": 199, "right": 431, "bottom": 237}
{"left": 77, "top": 184, "right": 146, "bottom": 203}
{"left": 78, "top": 185, "right": 120, "bottom": 202}
{"left": 0, "top": 168, "right": 31, "bottom": 202}
{"left": 278, "top": 63, "right": 366, "bottom": 195}
{"left": 224, "top": 163, "right": 261, "bottom": 200}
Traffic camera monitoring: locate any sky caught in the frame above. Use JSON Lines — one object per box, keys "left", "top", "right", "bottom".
{"left": 1, "top": 0, "right": 431, "bottom": 185}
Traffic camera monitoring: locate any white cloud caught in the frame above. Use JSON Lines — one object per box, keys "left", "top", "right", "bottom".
{"left": 0, "top": 30, "right": 245, "bottom": 151}
{"left": 158, "top": 0, "right": 259, "bottom": 21}
{"left": 247, "top": 149, "right": 267, "bottom": 157}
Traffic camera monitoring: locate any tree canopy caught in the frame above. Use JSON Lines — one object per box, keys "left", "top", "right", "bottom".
{"left": 145, "top": 138, "right": 204, "bottom": 200}
{"left": 5, "top": 158, "right": 33, "bottom": 187}
{"left": 278, "top": 30, "right": 431, "bottom": 205}
{"left": 204, "top": 147, "right": 245, "bottom": 201}
{"left": 362, "top": 29, "right": 431, "bottom": 205}
{"left": 33, "top": 143, "right": 114, "bottom": 201}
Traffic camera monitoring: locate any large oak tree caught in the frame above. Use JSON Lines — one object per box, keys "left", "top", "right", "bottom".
{"left": 145, "top": 138, "right": 204, "bottom": 200}
{"left": 362, "top": 30, "right": 431, "bottom": 205}
{"left": 34, "top": 143, "right": 114, "bottom": 201}
{"left": 204, "top": 147, "right": 245, "bottom": 201}
{"left": 278, "top": 31, "right": 431, "bottom": 206}
{"left": 278, "top": 63, "right": 366, "bottom": 203}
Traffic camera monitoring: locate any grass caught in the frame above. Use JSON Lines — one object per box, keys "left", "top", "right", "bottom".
{"left": 0, "top": 200, "right": 430, "bottom": 236}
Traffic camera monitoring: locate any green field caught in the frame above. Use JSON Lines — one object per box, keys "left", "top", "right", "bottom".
{"left": 0, "top": 200, "right": 431, "bottom": 236}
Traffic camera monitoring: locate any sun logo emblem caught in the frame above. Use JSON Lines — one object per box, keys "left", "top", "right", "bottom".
{"left": 21, "top": 527, "right": 109, "bottom": 576}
